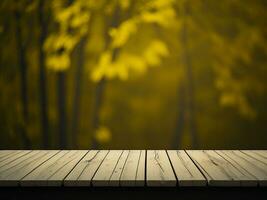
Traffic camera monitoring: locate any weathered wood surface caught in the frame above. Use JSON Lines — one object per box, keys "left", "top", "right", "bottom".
{"left": 187, "top": 150, "right": 258, "bottom": 186}
{"left": 146, "top": 150, "right": 176, "bottom": 186}
{"left": 0, "top": 150, "right": 266, "bottom": 187}
{"left": 167, "top": 150, "right": 206, "bottom": 186}
{"left": 21, "top": 150, "right": 87, "bottom": 186}
{"left": 217, "top": 150, "right": 267, "bottom": 186}
{"left": 64, "top": 150, "right": 108, "bottom": 186}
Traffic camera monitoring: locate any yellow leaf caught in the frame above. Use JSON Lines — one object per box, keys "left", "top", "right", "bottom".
{"left": 95, "top": 126, "right": 112, "bottom": 144}
{"left": 140, "top": 7, "right": 176, "bottom": 27}
{"left": 46, "top": 54, "right": 70, "bottom": 71}
{"left": 144, "top": 40, "right": 169, "bottom": 66}
{"left": 109, "top": 19, "right": 138, "bottom": 48}
{"left": 91, "top": 51, "right": 112, "bottom": 82}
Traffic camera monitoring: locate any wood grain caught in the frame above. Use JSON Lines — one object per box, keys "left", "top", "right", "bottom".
{"left": 0, "top": 150, "right": 266, "bottom": 187}
{"left": 146, "top": 150, "right": 176, "bottom": 187}
{"left": 167, "top": 150, "right": 206, "bottom": 186}
{"left": 64, "top": 150, "right": 108, "bottom": 186}
{"left": 21, "top": 150, "right": 87, "bottom": 186}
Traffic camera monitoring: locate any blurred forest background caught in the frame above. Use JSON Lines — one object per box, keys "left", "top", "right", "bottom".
{"left": 0, "top": 0, "right": 267, "bottom": 150}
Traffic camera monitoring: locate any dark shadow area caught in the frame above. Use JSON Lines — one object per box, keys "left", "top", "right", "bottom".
{"left": 1, "top": 187, "right": 267, "bottom": 200}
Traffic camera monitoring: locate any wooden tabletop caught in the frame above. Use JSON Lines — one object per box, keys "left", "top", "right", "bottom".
{"left": 0, "top": 150, "right": 266, "bottom": 187}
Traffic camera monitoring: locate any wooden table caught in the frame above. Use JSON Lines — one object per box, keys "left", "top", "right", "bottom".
{"left": 0, "top": 150, "right": 267, "bottom": 199}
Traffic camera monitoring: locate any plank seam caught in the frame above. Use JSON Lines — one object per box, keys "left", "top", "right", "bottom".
{"left": 231, "top": 151, "right": 267, "bottom": 175}
{"left": 0, "top": 151, "right": 21, "bottom": 163}
{"left": 62, "top": 150, "right": 90, "bottom": 182}
{"left": 166, "top": 150, "right": 178, "bottom": 186}
{"left": 240, "top": 151, "right": 267, "bottom": 166}
{"left": 253, "top": 151, "right": 267, "bottom": 159}
{"left": 185, "top": 150, "right": 209, "bottom": 186}
{"left": 203, "top": 151, "right": 233, "bottom": 180}
{"left": 0, "top": 151, "right": 41, "bottom": 175}
{"left": 134, "top": 150, "right": 142, "bottom": 185}
{"left": 90, "top": 150, "right": 110, "bottom": 185}
{"left": 118, "top": 150, "right": 130, "bottom": 186}
{"left": 216, "top": 151, "right": 259, "bottom": 182}
{"left": 0, "top": 151, "right": 32, "bottom": 169}
{"left": 75, "top": 150, "right": 99, "bottom": 181}
{"left": 18, "top": 151, "right": 61, "bottom": 185}
{"left": 215, "top": 151, "right": 252, "bottom": 178}
{"left": 176, "top": 151, "right": 194, "bottom": 177}
{"left": 4, "top": 151, "right": 49, "bottom": 178}
{"left": 108, "top": 151, "right": 124, "bottom": 184}
{"left": 45, "top": 151, "right": 86, "bottom": 183}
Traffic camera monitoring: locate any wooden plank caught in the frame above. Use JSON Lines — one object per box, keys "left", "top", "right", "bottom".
{"left": 92, "top": 150, "right": 123, "bottom": 186}
{"left": 0, "top": 150, "right": 265, "bottom": 188}
{"left": 0, "top": 150, "right": 13, "bottom": 157}
{"left": 21, "top": 150, "right": 87, "bottom": 186}
{"left": 109, "top": 150, "right": 129, "bottom": 186}
{"left": 0, "top": 151, "right": 25, "bottom": 166}
{"left": 214, "top": 150, "right": 258, "bottom": 187}
{"left": 135, "top": 150, "right": 146, "bottom": 186}
{"left": 252, "top": 150, "right": 267, "bottom": 159}
{"left": 0, "top": 151, "right": 58, "bottom": 186}
{"left": 146, "top": 150, "right": 176, "bottom": 187}
{"left": 241, "top": 150, "right": 267, "bottom": 165}
{"left": 0, "top": 151, "right": 40, "bottom": 173}
{"left": 167, "top": 150, "right": 206, "bottom": 186}
{"left": 217, "top": 150, "right": 267, "bottom": 186}
{"left": 120, "top": 150, "right": 142, "bottom": 186}
{"left": 64, "top": 150, "right": 108, "bottom": 186}
{"left": 214, "top": 150, "right": 258, "bottom": 186}
{"left": 0, "top": 151, "right": 19, "bottom": 161}
{"left": 187, "top": 150, "right": 257, "bottom": 186}
{"left": 0, "top": 151, "right": 31, "bottom": 168}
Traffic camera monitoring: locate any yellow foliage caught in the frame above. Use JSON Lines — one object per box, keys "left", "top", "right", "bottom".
{"left": 148, "top": 0, "right": 175, "bottom": 8}
{"left": 120, "top": 53, "right": 147, "bottom": 74}
{"left": 95, "top": 126, "right": 112, "bottom": 144}
{"left": 140, "top": 7, "right": 176, "bottom": 27}
{"left": 107, "top": 0, "right": 176, "bottom": 49}
{"left": 91, "top": 40, "right": 169, "bottom": 82}
{"left": 109, "top": 19, "right": 138, "bottom": 48}
{"left": 44, "top": 33, "right": 77, "bottom": 52}
{"left": 220, "top": 93, "right": 256, "bottom": 119}
{"left": 46, "top": 54, "right": 70, "bottom": 71}
{"left": 45, "top": 0, "right": 91, "bottom": 71}
{"left": 44, "top": 33, "right": 79, "bottom": 71}
{"left": 143, "top": 40, "right": 169, "bottom": 66}
{"left": 91, "top": 51, "right": 112, "bottom": 81}
{"left": 71, "top": 12, "right": 90, "bottom": 29}
{"left": 118, "top": 0, "right": 130, "bottom": 10}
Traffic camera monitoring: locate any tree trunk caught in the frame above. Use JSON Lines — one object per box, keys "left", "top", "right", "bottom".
{"left": 57, "top": 72, "right": 67, "bottom": 149}
{"left": 91, "top": 7, "right": 121, "bottom": 149}
{"left": 71, "top": 38, "right": 86, "bottom": 148}
{"left": 38, "top": 0, "right": 49, "bottom": 149}
{"left": 91, "top": 78, "right": 106, "bottom": 149}
{"left": 91, "top": 47, "right": 120, "bottom": 149}
{"left": 180, "top": 0, "right": 198, "bottom": 148}
{"left": 14, "top": 10, "right": 31, "bottom": 148}
{"left": 172, "top": 83, "right": 186, "bottom": 148}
